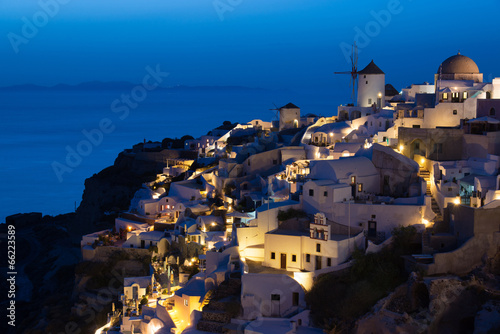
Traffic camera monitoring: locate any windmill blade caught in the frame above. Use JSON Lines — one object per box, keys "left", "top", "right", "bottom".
{"left": 269, "top": 102, "right": 280, "bottom": 120}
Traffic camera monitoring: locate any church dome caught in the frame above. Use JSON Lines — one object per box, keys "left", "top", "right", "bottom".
{"left": 437, "top": 52, "right": 479, "bottom": 74}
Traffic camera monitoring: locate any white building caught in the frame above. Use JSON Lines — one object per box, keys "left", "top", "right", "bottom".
{"left": 262, "top": 213, "right": 364, "bottom": 271}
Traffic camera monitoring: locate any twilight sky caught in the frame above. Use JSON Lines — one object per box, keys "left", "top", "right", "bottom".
{"left": 1, "top": 0, "right": 500, "bottom": 91}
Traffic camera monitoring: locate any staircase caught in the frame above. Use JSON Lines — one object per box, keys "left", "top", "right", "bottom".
{"left": 419, "top": 169, "right": 431, "bottom": 196}
{"left": 197, "top": 278, "right": 242, "bottom": 333}
{"left": 419, "top": 168, "right": 442, "bottom": 222}
{"left": 430, "top": 197, "right": 443, "bottom": 222}
{"left": 419, "top": 168, "right": 442, "bottom": 254}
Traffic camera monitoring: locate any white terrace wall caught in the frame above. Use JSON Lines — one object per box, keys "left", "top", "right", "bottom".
{"left": 241, "top": 274, "right": 306, "bottom": 320}
{"left": 324, "top": 202, "right": 424, "bottom": 237}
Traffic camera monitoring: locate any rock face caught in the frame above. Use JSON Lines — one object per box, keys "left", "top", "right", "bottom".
{"left": 1, "top": 149, "right": 166, "bottom": 333}
{"left": 355, "top": 265, "right": 500, "bottom": 334}
{"left": 74, "top": 151, "right": 160, "bottom": 236}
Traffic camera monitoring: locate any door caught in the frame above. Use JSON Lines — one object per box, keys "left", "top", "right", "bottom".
{"left": 280, "top": 253, "right": 287, "bottom": 269}
{"left": 292, "top": 292, "right": 299, "bottom": 306}
{"left": 368, "top": 220, "right": 377, "bottom": 238}
{"left": 315, "top": 256, "right": 322, "bottom": 270}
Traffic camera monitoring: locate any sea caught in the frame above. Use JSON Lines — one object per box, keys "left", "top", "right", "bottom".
{"left": 0, "top": 84, "right": 344, "bottom": 223}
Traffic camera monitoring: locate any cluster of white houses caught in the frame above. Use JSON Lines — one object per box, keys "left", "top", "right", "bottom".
{"left": 82, "top": 52, "right": 500, "bottom": 334}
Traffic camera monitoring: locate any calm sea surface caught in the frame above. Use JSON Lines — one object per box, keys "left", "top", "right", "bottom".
{"left": 0, "top": 86, "right": 342, "bottom": 222}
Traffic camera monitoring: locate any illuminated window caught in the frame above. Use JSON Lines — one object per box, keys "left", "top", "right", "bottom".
{"left": 351, "top": 176, "right": 356, "bottom": 184}
{"left": 358, "top": 183, "right": 363, "bottom": 192}
{"left": 463, "top": 91, "right": 468, "bottom": 99}
{"left": 271, "top": 252, "right": 275, "bottom": 260}
{"left": 184, "top": 299, "right": 188, "bottom": 307}
{"left": 442, "top": 92, "right": 448, "bottom": 100}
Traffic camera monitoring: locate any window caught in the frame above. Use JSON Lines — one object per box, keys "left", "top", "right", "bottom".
{"left": 271, "top": 252, "right": 275, "bottom": 260}
{"left": 433, "top": 143, "right": 443, "bottom": 154}
{"left": 324, "top": 191, "right": 328, "bottom": 197}
{"left": 366, "top": 81, "right": 368, "bottom": 84}
{"left": 453, "top": 110, "right": 457, "bottom": 115}
{"left": 363, "top": 75, "right": 366, "bottom": 78}
{"left": 273, "top": 159, "right": 278, "bottom": 165}
{"left": 316, "top": 243, "right": 321, "bottom": 252}
{"left": 184, "top": 299, "right": 189, "bottom": 307}
{"left": 248, "top": 160, "right": 251, "bottom": 166}
{"left": 293, "top": 292, "right": 299, "bottom": 306}
{"left": 486, "top": 92, "right": 491, "bottom": 99}
{"left": 491, "top": 108, "right": 496, "bottom": 116}
{"left": 368, "top": 98, "right": 372, "bottom": 105}
{"left": 350, "top": 176, "right": 356, "bottom": 185}
{"left": 327, "top": 258, "right": 332, "bottom": 267}
{"left": 442, "top": 92, "right": 448, "bottom": 100}
{"left": 463, "top": 91, "right": 468, "bottom": 99}
{"left": 292, "top": 254, "right": 297, "bottom": 262}
{"left": 271, "top": 294, "right": 280, "bottom": 301}
{"left": 412, "top": 125, "right": 420, "bottom": 128}
{"left": 309, "top": 189, "right": 314, "bottom": 196}
{"left": 306, "top": 254, "right": 310, "bottom": 262}
{"left": 358, "top": 183, "right": 363, "bottom": 192}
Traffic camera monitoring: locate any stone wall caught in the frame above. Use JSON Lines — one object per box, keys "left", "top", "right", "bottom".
{"left": 83, "top": 245, "right": 150, "bottom": 262}
{"left": 423, "top": 232, "right": 500, "bottom": 275}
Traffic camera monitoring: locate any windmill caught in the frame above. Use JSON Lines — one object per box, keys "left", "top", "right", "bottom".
{"left": 334, "top": 42, "right": 359, "bottom": 105}
{"left": 269, "top": 102, "right": 281, "bottom": 127}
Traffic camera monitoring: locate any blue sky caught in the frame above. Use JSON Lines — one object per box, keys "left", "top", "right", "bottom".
{"left": 1, "top": 0, "right": 499, "bottom": 91}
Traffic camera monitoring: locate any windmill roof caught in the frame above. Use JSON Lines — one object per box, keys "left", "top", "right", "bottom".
{"left": 358, "top": 60, "right": 384, "bottom": 75}
{"left": 280, "top": 102, "right": 299, "bottom": 109}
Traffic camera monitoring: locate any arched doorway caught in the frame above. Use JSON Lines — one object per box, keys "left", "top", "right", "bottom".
{"left": 410, "top": 139, "right": 426, "bottom": 160}
{"left": 351, "top": 110, "right": 361, "bottom": 120}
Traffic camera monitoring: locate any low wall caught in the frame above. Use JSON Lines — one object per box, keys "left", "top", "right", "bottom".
{"left": 423, "top": 232, "right": 500, "bottom": 275}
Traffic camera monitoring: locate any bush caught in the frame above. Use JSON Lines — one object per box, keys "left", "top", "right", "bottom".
{"left": 391, "top": 225, "right": 418, "bottom": 256}
{"left": 306, "top": 245, "right": 407, "bottom": 330}
{"left": 277, "top": 208, "right": 308, "bottom": 221}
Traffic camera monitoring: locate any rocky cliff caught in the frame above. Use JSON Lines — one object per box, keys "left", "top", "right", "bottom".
{"left": 73, "top": 151, "right": 160, "bottom": 237}
{"left": 2, "top": 149, "right": 164, "bottom": 333}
